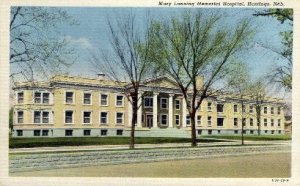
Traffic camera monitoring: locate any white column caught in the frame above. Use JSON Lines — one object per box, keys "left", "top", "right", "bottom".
{"left": 153, "top": 92, "right": 158, "bottom": 128}
{"left": 128, "top": 96, "right": 132, "bottom": 127}
{"left": 182, "top": 97, "right": 187, "bottom": 127}
{"left": 168, "top": 94, "right": 174, "bottom": 128}
{"left": 137, "top": 91, "right": 143, "bottom": 128}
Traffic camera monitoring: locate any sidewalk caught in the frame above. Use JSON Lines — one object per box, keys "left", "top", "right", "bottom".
{"left": 9, "top": 139, "right": 290, "bottom": 153}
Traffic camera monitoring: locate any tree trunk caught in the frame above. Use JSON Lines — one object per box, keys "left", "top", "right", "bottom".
{"left": 241, "top": 122, "right": 244, "bottom": 145}
{"left": 129, "top": 95, "right": 138, "bottom": 150}
{"left": 190, "top": 112, "right": 197, "bottom": 147}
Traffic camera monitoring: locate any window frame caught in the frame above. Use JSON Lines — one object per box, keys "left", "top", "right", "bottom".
{"left": 160, "top": 98, "right": 168, "bottom": 109}
{"left": 83, "top": 92, "right": 92, "bottom": 105}
{"left": 233, "top": 104, "right": 238, "bottom": 113}
{"left": 207, "top": 102, "right": 212, "bottom": 112}
{"left": 160, "top": 114, "right": 168, "bottom": 126}
{"left": 64, "top": 110, "right": 74, "bottom": 124}
{"left": 100, "top": 93, "right": 109, "bottom": 106}
{"left": 65, "top": 91, "right": 75, "bottom": 104}
{"left": 115, "top": 95, "right": 124, "bottom": 107}
{"left": 116, "top": 112, "right": 124, "bottom": 125}
{"left": 264, "top": 106, "right": 268, "bottom": 114}
{"left": 197, "top": 115, "right": 202, "bottom": 126}
{"left": 82, "top": 111, "right": 92, "bottom": 124}
{"left": 234, "top": 118, "right": 238, "bottom": 127}
{"left": 65, "top": 129, "right": 73, "bottom": 136}
{"left": 17, "top": 111, "right": 24, "bottom": 124}
{"left": 100, "top": 111, "right": 109, "bottom": 125}
{"left": 264, "top": 118, "right": 268, "bottom": 127}
{"left": 17, "top": 92, "right": 24, "bottom": 104}
{"left": 144, "top": 97, "right": 153, "bottom": 108}
{"left": 175, "top": 115, "right": 180, "bottom": 126}
{"left": 175, "top": 99, "right": 180, "bottom": 110}
{"left": 217, "top": 104, "right": 224, "bottom": 113}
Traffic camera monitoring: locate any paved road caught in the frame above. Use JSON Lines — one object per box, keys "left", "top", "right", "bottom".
{"left": 11, "top": 152, "right": 291, "bottom": 177}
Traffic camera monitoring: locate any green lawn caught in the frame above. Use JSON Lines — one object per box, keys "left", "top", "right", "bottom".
{"left": 9, "top": 137, "right": 225, "bottom": 148}
{"left": 203, "top": 135, "right": 291, "bottom": 141}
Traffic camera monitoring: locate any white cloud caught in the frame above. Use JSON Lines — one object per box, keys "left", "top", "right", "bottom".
{"left": 65, "top": 36, "right": 93, "bottom": 49}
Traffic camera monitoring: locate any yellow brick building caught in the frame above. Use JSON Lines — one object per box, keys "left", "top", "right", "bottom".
{"left": 12, "top": 75, "right": 285, "bottom": 137}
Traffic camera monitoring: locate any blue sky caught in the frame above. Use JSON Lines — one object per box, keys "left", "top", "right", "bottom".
{"left": 55, "top": 7, "right": 291, "bottom": 83}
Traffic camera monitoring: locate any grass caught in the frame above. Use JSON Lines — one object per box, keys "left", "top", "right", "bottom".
{"left": 203, "top": 135, "right": 291, "bottom": 141}
{"left": 9, "top": 137, "right": 225, "bottom": 148}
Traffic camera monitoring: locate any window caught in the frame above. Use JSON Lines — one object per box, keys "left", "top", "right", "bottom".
{"left": 250, "top": 130, "right": 254, "bottom": 134}
{"left": 234, "top": 130, "right": 238, "bottom": 134}
{"left": 278, "top": 119, "right": 281, "bottom": 127}
{"left": 84, "top": 129, "right": 91, "bottom": 136}
{"left": 66, "top": 92, "right": 74, "bottom": 104}
{"left": 34, "top": 111, "right": 41, "bottom": 123}
{"left": 160, "top": 114, "right": 168, "bottom": 126}
{"left": 116, "top": 112, "right": 124, "bottom": 124}
{"left": 175, "top": 99, "right": 180, "bottom": 110}
{"left": 207, "top": 102, "right": 212, "bottom": 111}
{"left": 207, "top": 116, "right": 212, "bottom": 126}
{"left": 100, "top": 94, "right": 108, "bottom": 106}
{"left": 264, "top": 118, "right": 267, "bottom": 126}
{"left": 217, "top": 104, "right": 224, "bottom": 113}
{"left": 42, "top": 112, "right": 49, "bottom": 123}
{"left": 271, "top": 130, "right": 274, "bottom": 134}
{"left": 175, "top": 115, "right": 180, "bottom": 126}
{"left": 43, "top": 93, "right": 49, "bottom": 104}
{"left": 242, "top": 118, "right": 246, "bottom": 126}
{"left": 83, "top": 111, "right": 92, "bottom": 124}
{"left": 234, "top": 104, "right": 238, "bottom": 113}
{"left": 186, "top": 116, "right": 191, "bottom": 126}
{"left": 271, "top": 119, "right": 274, "bottom": 127}
{"left": 208, "top": 130, "right": 212, "bottom": 135}
{"left": 279, "top": 130, "right": 281, "bottom": 134}
{"left": 160, "top": 98, "right": 168, "bottom": 109}
{"left": 264, "top": 107, "right": 267, "bottom": 114}
{"left": 65, "top": 111, "right": 74, "bottom": 124}
{"left": 277, "top": 107, "right": 281, "bottom": 115}
{"left": 34, "top": 111, "right": 49, "bottom": 124}
{"left": 242, "top": 105, "right": 246, "bottom": 113}
{"left": 198, "top": 130, "right": 202, "bottom": 135}
{"left": 100, "top": 112, "right": 108, "bottom": 124}
{"left": 249, "top": 105, "right": 254, "bottom": 113}
{"left": 265, "top": 130, "right": 268, "bottom": 134}
{"left": 83, "top": 93, "right": 91, "bottom": 104}
{"left": 271, "top": 107, "right": 274, "bottom": 115}
{"left": 101, "top": 129, "right": 107, "bottom": 136}
{"left": 217, "top": 118, "right": 224, "bottom": 127}
{"left": 42, "top": 130, "right": 49, "bottom": 136}
{"left": 34, "top": 92, "right": 41, "bottom": 103}
{"left": 116, "top": 95, "right": 124, "bottom": 106}
{"left": 17, "top": 92, "right": 24, "bottom": 103}
{"left": 243, "top": 130, "right": 246, "bottom": 134}
{"left": 35, "top": 92, "right": 50, "bottom": 104}
{"left": 16, "top": 130, "right": 23, "bottom": 136}
{"left": 218, "top": 130, "right": 221, "bottom": 134}
{"left": 234, "top": 118, "right": 238, "bottom": 127}
{"left": 116, "top": 129, "right": 123, "bottom": 136}
{"left": 144, "top": 97, "right": 153, "bottom": 107}
{"left": 17, "top": 111, "right": 24, "bottom": 123}
{"left": 65, "top": 130, "right": 73, "bottom": 136}
{"left": 250, "top": 118, "right": 254, "bottom": 126}
{"left": 34, "top": 130, "right": 41, "bottom": 136}
{"left": 197, "top": 115, "right": 201, "bottom": 126}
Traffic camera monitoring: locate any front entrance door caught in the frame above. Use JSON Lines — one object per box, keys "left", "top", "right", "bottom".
{"left": 146, "top": 114, "right": 153, "bottom": 128}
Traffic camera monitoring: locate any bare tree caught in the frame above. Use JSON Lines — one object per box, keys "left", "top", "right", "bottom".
{"left": 248, "top": 79, "right": 268, "bottom": 136}
{"left": 148, "top": 11, "right": 254, "bottom": 147}
{"left": 90, "top": 13, "right": 155, "bottom": 149}
{"left": 226, "top": 61, "right": 252, "bottom": 145}
{"left": 10, "top": 7, "right": 77, "bottom": 81}
{"left": 254, "top": 9, "right": 293, "bottom": 90}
